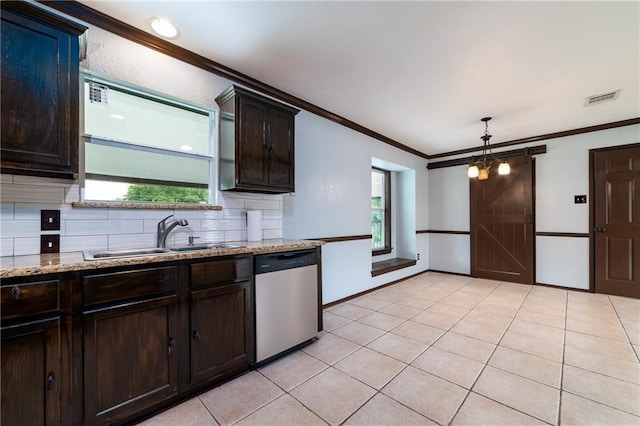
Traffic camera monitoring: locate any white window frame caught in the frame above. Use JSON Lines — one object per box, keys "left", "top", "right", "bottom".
{"left": 79, "top": 70, "right": 217, "bottom": 204}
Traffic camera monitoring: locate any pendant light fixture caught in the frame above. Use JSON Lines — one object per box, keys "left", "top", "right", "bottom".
{"left": 467, "top": 117, "right": 510, "bottom": 180}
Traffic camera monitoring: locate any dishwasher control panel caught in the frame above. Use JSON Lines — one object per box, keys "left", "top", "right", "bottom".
{"left": 254, "top": 249, "right": 317, "bottom": 274}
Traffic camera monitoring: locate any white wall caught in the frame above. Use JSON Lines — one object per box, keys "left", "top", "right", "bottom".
{"left": 1, "top": 10, "right": 430, "bottom": 303}
{"left": 283, "top": 111, "right": 429, "bottom": 304}
{"left": 427, "top": 124, "right": 640, "bottom": 289}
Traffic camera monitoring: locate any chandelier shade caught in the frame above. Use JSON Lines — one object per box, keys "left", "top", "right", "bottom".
{"left": 467, "top": 117, "right": 510, "bottom": 180}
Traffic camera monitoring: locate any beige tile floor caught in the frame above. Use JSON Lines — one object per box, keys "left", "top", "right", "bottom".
{"left": 138, "top": 272, "right": 640, "bottom": 426}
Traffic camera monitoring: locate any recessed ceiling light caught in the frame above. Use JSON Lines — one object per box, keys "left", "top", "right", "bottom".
{"left": 149, "top": 17, "right": 180, "bottom": 39}
{"left": 110, "top": 113, "right": 125, "bottom": 120}
{"left": 180, "top": 145, "right": 193, "bottom": 151}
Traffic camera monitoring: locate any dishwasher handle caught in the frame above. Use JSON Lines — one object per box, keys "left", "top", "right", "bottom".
{"left": 255, "top": 249, "right": 317, "bottom": 274}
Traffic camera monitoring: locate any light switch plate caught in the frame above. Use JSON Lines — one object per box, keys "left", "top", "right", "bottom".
{"left": 41, "top": 210, "right": 61, "bottom": 231}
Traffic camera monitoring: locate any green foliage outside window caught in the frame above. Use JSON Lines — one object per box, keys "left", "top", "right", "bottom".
{"left": 124, "top": 184, "right": 208, "bottom": 203}
{"left": 372, "top": 196, "right": 384, "bottom": 248}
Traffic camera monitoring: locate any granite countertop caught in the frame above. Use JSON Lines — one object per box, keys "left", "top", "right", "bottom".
{"left": 0, "top": 239, "right": 323, "bottom": 279}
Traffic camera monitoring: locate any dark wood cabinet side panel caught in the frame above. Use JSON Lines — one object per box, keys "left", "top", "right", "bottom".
{"left": 82, "top": 266, "right": 177, "bottom": 306}
{"left": 1, "top": 318, "right": 61, "bottom": 426}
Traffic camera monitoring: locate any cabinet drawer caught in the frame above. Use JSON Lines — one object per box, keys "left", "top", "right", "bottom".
{"left": 83, "top": 266, "right": 176, "bottom": 307}
{"left": 1, "top": 280, "right": 60, "bottom": 320}
{"left": 190, "top": 256, "right": 252, "bottom": 288}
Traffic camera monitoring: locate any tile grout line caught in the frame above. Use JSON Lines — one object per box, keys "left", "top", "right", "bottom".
{"left": 560, "top": 294, "right": 640, "bottom": 417}
{"left": 606, "top": 295, "right": 638, "bottom": 358}
{"left": 154, "top": 274, "right": 637, "bottom": 426}
{"left": 557, "top": 284, "right": 569, "bottom": 426}
{"left": 336, "top": 274, "right": 478, "bottom": 426}
{"left": 448, "top": 281, "right": 543, "bottom": 425}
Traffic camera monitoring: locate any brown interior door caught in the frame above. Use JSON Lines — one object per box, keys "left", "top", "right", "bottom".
{"left": 593, "top": 145, "right": 640, "bottom": 298}
{"left": 470, "top": 156, "right": 535, "bottom": 284}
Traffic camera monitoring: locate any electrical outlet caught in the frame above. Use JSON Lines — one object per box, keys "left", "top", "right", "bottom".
{"left": 417, "top": 253, "right": 420, "bottom": 260}
{"left": 574, "top": 195, "right": 587, "bottom": 204}
{"left": 40, "top": 235, "right": 60, "bottom": 254}
{"left": 41, "top": 209, "right": 61, "bottom": 231}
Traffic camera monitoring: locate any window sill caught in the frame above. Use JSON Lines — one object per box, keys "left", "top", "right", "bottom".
{"left": 371, "top": 258, "right": 417, "bottom": 277}
{"left": 372, "top": 247, "right": 392, "bottom": 256}
{"left": 71, "top": 201, "right": 222, "bottom": 210}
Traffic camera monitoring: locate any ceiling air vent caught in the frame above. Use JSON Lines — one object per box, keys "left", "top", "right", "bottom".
{"left": 88, "top": 82, "right": 109, "bottom": 105}
{"left": 584, "top": 90, "right": 620, "bottom": 107}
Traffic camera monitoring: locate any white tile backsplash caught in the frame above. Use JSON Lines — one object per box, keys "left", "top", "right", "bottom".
{"left": 1, "top": 174, "right": 283, "bottom": 256}
{"left": 1, "top": 184, "right": 66, "bottom": 204}
{"left": 201, "top": 219, "right": 245, "bottom": 231}
{"left": 14, "top": 203, "right": 63, "bottom": 220}
{"left": 107, "top": 209, "right": 170, "bottom": 220}
{"left": 2, "top": 220, "right": 41, "bottom": 238}
{"left": 263, "top": 210, "right": 283, "bottom": 220}
{"left": 14, "top": 237, "right": 41, "bottom": 256}
{"left": 61, "top": 235, "right": 108, "bottom": 253}
{"left": 65, "top": 219, "right": 144, "bottom": 236}
{"left": 245, "top": 199, "right": 281, "bottom": 210}
{"left": 0, "top": 203, "right": 14, "bottom": 220}
{"left": 1, "top": 239, "right": 14, "bottom": 257}
{"left": 108, "top": 233, "right": 156, "bottom": 249}
{"left": 224, "top": 230, "right": 247, "bottom": 241}
{"left": 194, "top": 230, "right": 226, "bottom": 243}
{"left": 262, "top": 220, "right": 281, "bottom": 230}
{"left": 61, "top": 205, "right": 108, "bottom": 220}
{"left": 263, "top": 229, "right": 283, "bottom": 239}
{"left": 217, "top": 196, "right": 245, "bottom": 209}
{"left": 223, "top": 209, "right": 245, "bottom": 220}
{"left": 177, "top": 210, "right": 224, "bottom": 220}
{"left": 64, "top": 184, "right": 81, "bottom": 204}
{"left": 13, "top": 175, "right": 76, "bottom": 187}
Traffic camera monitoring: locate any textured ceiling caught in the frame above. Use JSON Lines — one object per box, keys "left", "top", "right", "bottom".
{"left": 79, "top": 1, "right": 640, "bottom": 156}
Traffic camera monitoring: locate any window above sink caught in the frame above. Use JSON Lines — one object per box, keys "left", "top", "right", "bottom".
{"left": 81, "top": 71, "right": 216, "bottom": 205}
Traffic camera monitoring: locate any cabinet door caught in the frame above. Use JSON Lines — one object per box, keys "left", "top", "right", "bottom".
{"left": 267, "top": 107, "right": 295, "bottom": 191}
{"left": 1, "top": 318, "right": 61, "bottom": 426}
{"left": 190, "top": 280, "right": 254, "bottom": 385}
{"left": 83, "top": 297, "right": 178, "bottom": 425}
{"left": 237, "top": 97, "right": 269, "bottom": 187}
{"left": 0, "top": 4, "right": 83, "bottom": 177}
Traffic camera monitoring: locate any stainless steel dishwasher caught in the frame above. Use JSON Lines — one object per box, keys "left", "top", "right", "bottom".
{"left": 254, "top": 249, "right": 318, "bottom": 365}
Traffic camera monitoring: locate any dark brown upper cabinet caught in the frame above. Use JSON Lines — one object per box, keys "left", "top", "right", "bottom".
{"left": 217, "top": 85, "right": 299, "bottom": 193}
{"left": 1, "top": 2, "right": 86, "bottom": 179}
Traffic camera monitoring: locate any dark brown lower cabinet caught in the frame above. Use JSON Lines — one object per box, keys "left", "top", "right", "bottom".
{"left": 2, "top": 254, "right": 263, "bottom": 425}
{"left": 1, "top": 318, "right": 61, "bottom": 426}
{"left": 83, "top": 296, "right": 178, "bottom": 425}
{"left": 190, "top": 279, "right": 253, "bottom": 385}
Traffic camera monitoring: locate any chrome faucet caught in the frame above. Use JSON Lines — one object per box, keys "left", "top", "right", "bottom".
{"left": 157, "top": 214, "right": 188, "bottom": 248}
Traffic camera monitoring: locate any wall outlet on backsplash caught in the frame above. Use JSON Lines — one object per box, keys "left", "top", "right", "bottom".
{"left": 41, "top": 209, "right": 61, "bottom": 230}
{"left": 41, "top": 235, "right": 60, "bottom": 254}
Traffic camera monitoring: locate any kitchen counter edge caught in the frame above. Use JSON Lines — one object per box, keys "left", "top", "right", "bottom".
{"left": 0, "top": 239, "right": 323, "bottom": 279}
